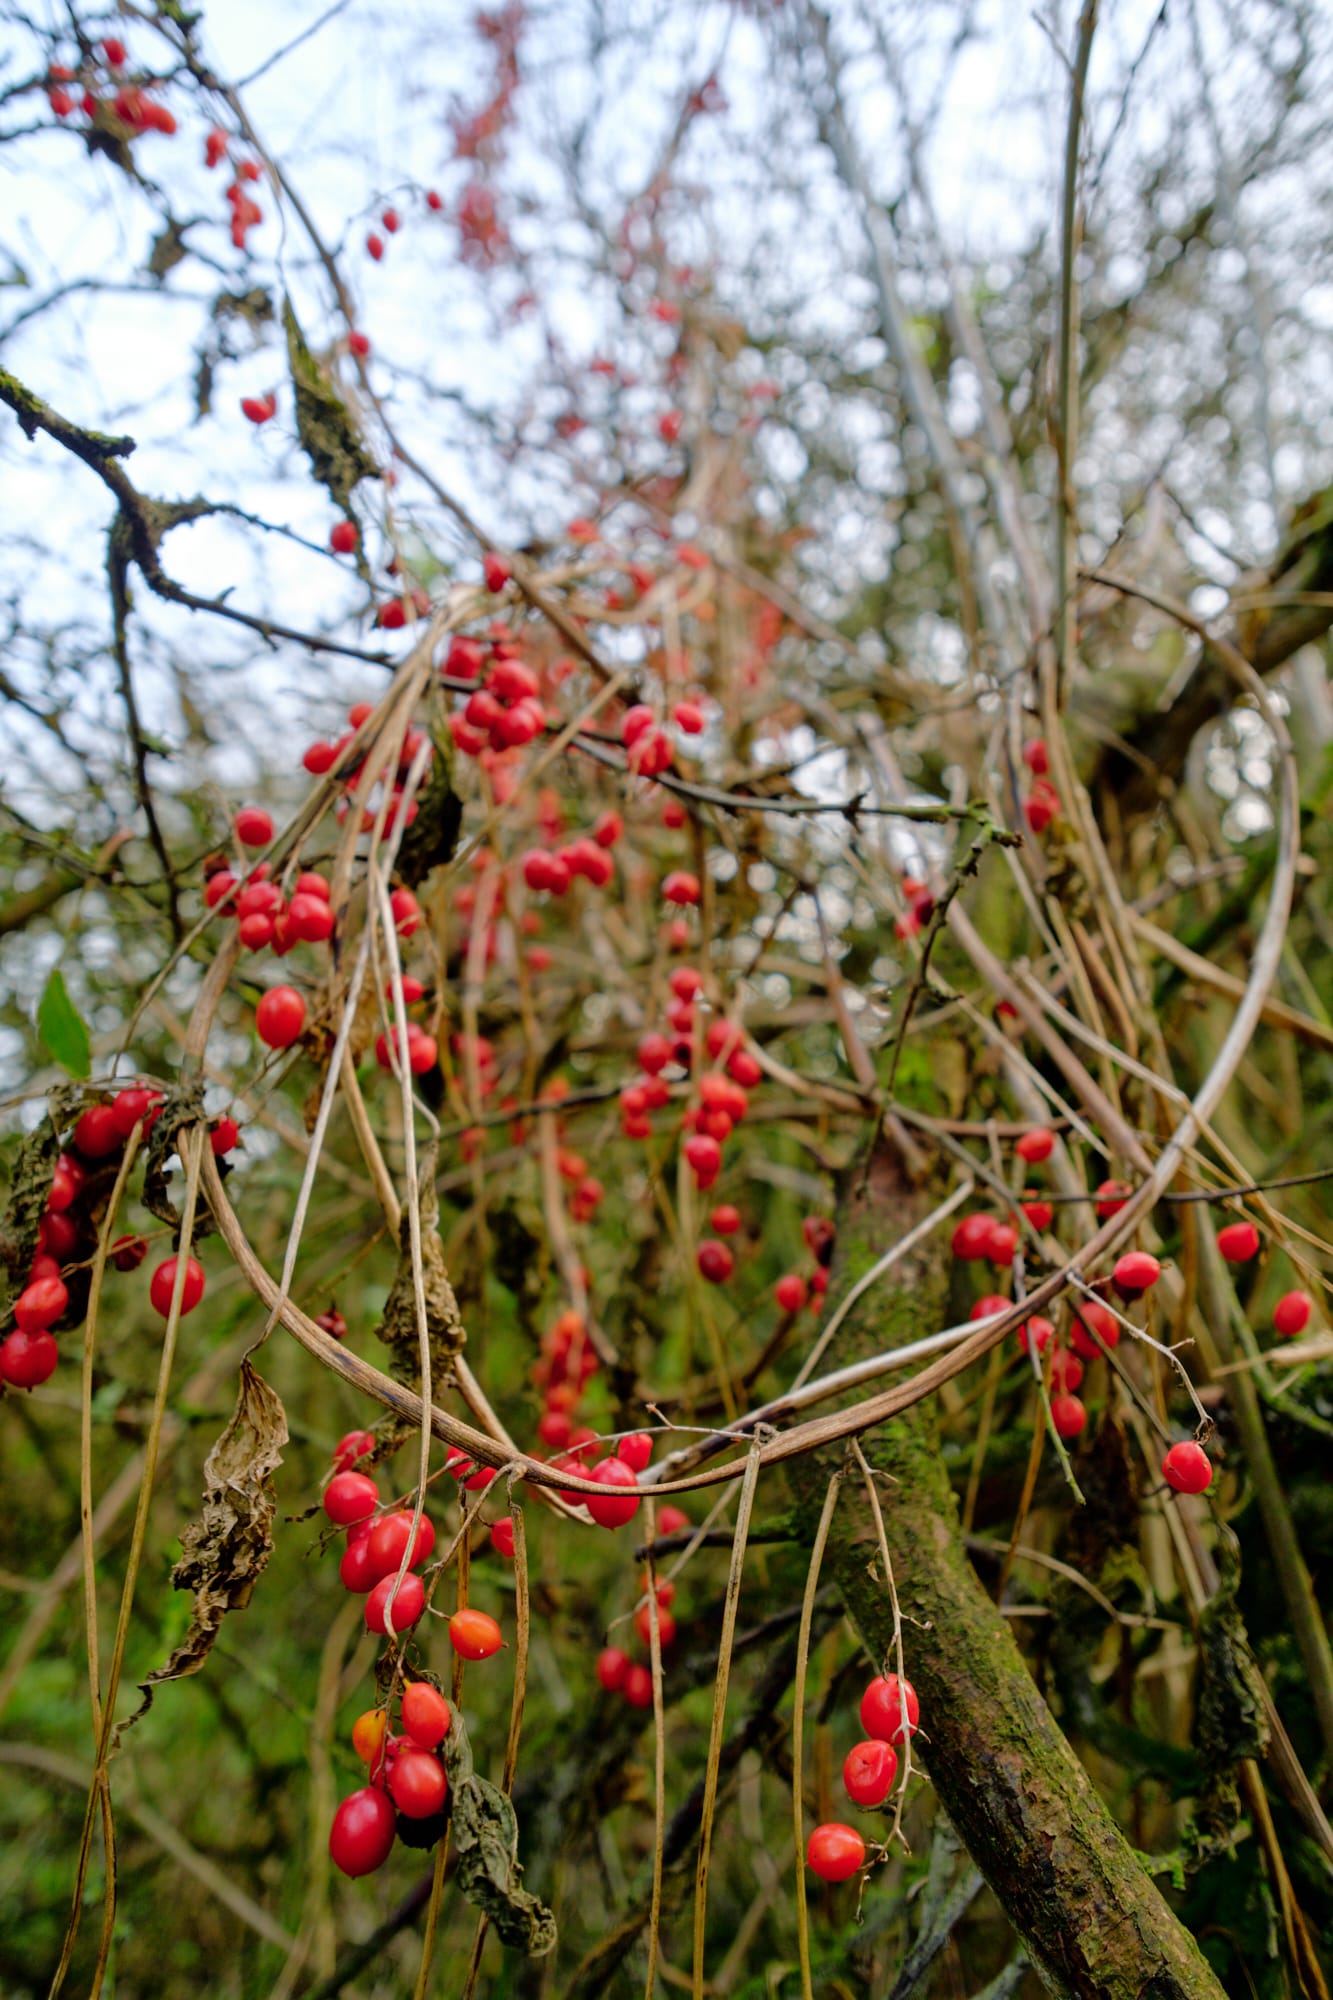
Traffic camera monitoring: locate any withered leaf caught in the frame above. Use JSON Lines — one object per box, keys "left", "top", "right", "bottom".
{"left": 394, "top": 722, "right": 462, "bottom": 889}
{"left": 124, "top": 1361, "right": 288, "bottom": 1735}
{"left": 442, "top": 1701, "right": 556, "bottom": 1956}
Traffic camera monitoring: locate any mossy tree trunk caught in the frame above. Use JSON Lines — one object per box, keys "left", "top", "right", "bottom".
{"left": 790, "top": 1142, "right": 1226, "bottom": 2000}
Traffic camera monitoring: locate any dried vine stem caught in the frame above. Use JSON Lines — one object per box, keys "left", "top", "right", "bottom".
{"left": 50, "top": 1127, "right": 206, "bottom": 2000}
{"left": 692, "top": 1440, "right": 763, "bottom": 1999}
{"left": 792, "top": 1472, "right": 842, "bottom": 2000}
{"left": 851, "top": 1441, "right": 916, "bottom": 1850}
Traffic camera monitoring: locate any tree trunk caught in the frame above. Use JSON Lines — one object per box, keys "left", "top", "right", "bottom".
{"left": 790, "top": 1142, "right": 1226, "bottom": 2000}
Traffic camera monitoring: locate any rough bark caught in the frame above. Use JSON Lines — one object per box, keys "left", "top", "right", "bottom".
{"left": 790, "top": 1142, "right": 1227, "bottom": 2000}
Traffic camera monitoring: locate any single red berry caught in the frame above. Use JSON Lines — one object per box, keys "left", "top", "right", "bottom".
{"left": 985, "top": 1220, "right": 1019, "bottom": 1266}
{"left": 710, "top": 1204, "right": 741, "bottom": 1236}
{"left": 347, "top": 330, "right": 371, "bottom": 358}
{"left": 696, "top": 1240, "right": 734, "bottom": 1284}
{"left": 1094, "top": 1179, "right": 1133, "bottom": 1220}
{"left": 333, "top": 1429, "right": 375, "bottom": 1472}
{"left": 658, "top": 1504, "right": 690, "bottom": 1537}
{"left": 1017, "top": 1314, "right": 1055, "bottom": 1355}
{"left": 240, "top": 394, "right": 277, "bottom": 425}
{"left": 775, "top": 1272, "right": 808, "bottom": 1314}
{"left": 210, "top": 1115, "right": 241, "bottom": 1155}
{"left": 102, "top": 37, "right": 128, "bottom": 67}
{"left": 330, "top": 519, "right": 358, "bottom": 554}
{"left": 74, "top": 1104, "right": 121, "bottom": 1159}
{"left": 684, "top": 1134, "right": 722, "bottom": 1183}
{"left": 673, "top": 700, "right": 704, "bottom": 734}
{"left": 390, "top": 1746, "right": 447, "bottom": 1819}
{"left": 970, "top": 1294, "right": 1010, "bottom": 1322}
{"left": 659, "top": 409, "right": 683, "bottom": 443}
{"left": 366, "top": 1510, "right": 436, "bottom": 1580}
{"left": 1217, "top": 1221, "right": 1260, "bottom": 1263}
{"left": 1162, "top": 1440, "right": 1213, "bottom": 1494}
{"left": 807, "top": 1823, "right": 866, "bottom": 1883}
{"left": 113, "top": 1087, "right": 162, "bottom": 1139}
{"left": 38, "top": 1213, "right": 79, "bottom": 1259}
{"left": 390, "top": 887, "right": 421, "bottom": 936}
{"left": 596, "top": 1646, "right": 629, "bottom": 1693}
{"left": 1068, "top": 1299, "right": 1120, "bottom": 1359}
{"left": 401, "top": 1682, "right": 451, "bottom": 1749}
{"left": 1023, "top": 738, "right": 1050, "bottom": 777}
{"left": 111, "top": 1234, "right": 148, "bottom": 1272}
{"left": 860, "top": 1674, "right": 919, "bottom": 1744}
{"left": 323, "top": 1470, "right": 379, "bottom": 1527}
{"left": 662, "top": 870, "right": 700, "bottom": 906}
{"left": 951, "top": 1214, "right": 996, "bottom": 1261}
{"left": 329, "top": 1787, "right": 396, "bottom": 1877}
{"left": 448, "top": 1607, "right": 504, "bottom": 1659}
{"left": 1050, "top": 1393, "right": 1087, "bottom": 1439}
{"left": 483, "top": 551, "right": 512, "bottom": 592}
{"left": 365, "top": 1571, "right": 426, "bottom": 1636}
{"left": 843, "top": 1739, "right": 898, "bottom": 1808}
{"left": 288, "top": 892, "right": 336, "bottom": 943}
{"left": 382, "top": 207, "right": 400, "bottom": 234}
{"left": 234, "top": 806, "right": 273, "bottom": 848}
{"left": 489, "top": 1516, "right": 516, "bottom": 1558}
{"left": 1021, "top": 1195, "right": 1054, "bottom": 1231}
{"left": 617, "top": 1432, "right": 653, "bottom": 1473}
{"left": 586, "top": 1456, "right": 640, "bottom": 1529}
{"left": 148, "top": 1255, "right": 205, "bottom": 1317}
{"left": 1274, "top": 1291, "right": 1313, "bottom": 1338}
{"left": 15, "top": 1276, "right": 68, "bottom": 1333}
{"left": 366, "top": 231, "right": 385, "bottom": 261}
{"left": 622, "top": 1662, "right": 653, "bottom": 1708}
{"left": 47, "top": 1154, "right": 85, "bottom": 1211}
{"left": 1113, "top": 1250, "right": 1160, "bottom": 1296}
{"left": 1025, "top": 781, "right": 1059, "bottom": 834}
{"left": 426, "top": 189, "right": 443, "bottom": 211}
{"left": 340, "top": 1534, "right": 381, "bottom": 1594}
{"left": 1015, "top": 1127, "right": 1055, "bottom": 1163}
{"left": 635, "top": 1603, "right": 677, "bottom": 1648}
{"left": 1, "top": 1329, "right": 59, "bottom": 1388}
{"left": 204, "top": 870, "right": 238, "bottom": 909}
{"left": 256, "top": 986, "right": 306, "bottom": 1048}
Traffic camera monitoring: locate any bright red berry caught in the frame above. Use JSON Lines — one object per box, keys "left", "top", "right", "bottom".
{"left": 366, "top": 1510, "right": 436, "bottom": 1579}
{"left": 1162, "top": 1440, "right": 1213, "bottom": 1494}
{"left": 662, "top": 870, "right": 700, "bottom": 906}
{"left": 240, "top": 394, "right": 277, "bottom": 425}
{"left": 234, "top": 807, "right": 273, "bottom": 848}
{"left": 951, "top": 1214, "right": 995, "bottom": 1261}
{"left": 622, "top": 1663, "right": 653, "bottom": 1708}
{"left": 329, "top": 1787, "right": 396, "bottom": 1877}
{"left": 1113, "top": 1251, "right": 1160, "bottom": 1296}
{"left": 148, "top": 1255, "right": 205, "bottom": 1317}
{"left": 256, "top": 986, "right": 306, "bottom": 1049}
{"left": 1015, "top": 1128, "right": 1055, "bottom": 1164}
{"left": 1094, "top": 1179, "right": 1133, "bottom": 1220}
{"left": 401, "top": 1682, "right": 451, "bottom": 1749}
{"left": 1068, "top": 1299, "right": 1120, "bottom": 1358}
{"left": 860, "top": 1674, "right": 919, "bottom": 1744}
{"left": 330, "top": 519, "right": 358, "bottom": 553}
{"left": 73, "top": 1104, "right": 121, "bottom": 1158}
{"left": 617, "top": 1432, "right": 653, "bottom": 1473}
{"left": 15, "top": 1276, "right": 68, "bottom": 1332}
{"left": 390, "top": 1746, "right": 446, "bottom": 1818}
{"left": 365, "top": 1571, "right": 426, "bottom": 1636}
{"left": 775, "top": 1272, "right": 808, "bottom": 1314}
{"left": 113, "top": 1087, "right": 162, "bottom": 1139}
{"left": 333, "top": 1430, "right": 375, "bottom": 1472}
{"left": 490, "top": 1517, "right": 516, "bottom": 1558}
{"left": 586, "top": 1456, "right": 640, "bottom": 1530}
{"left": 1050, "top": 1393, "right": 1087, "bottom": 1439}
{"left": 1274, "top": 1291, "right": 1313, "bottom": 1337}
{"left": 843, "top": 1739, "right": 898, "bottom": 1808}
{"left": 1217, "top": 1221, "right": 1260, "bottom": 1263}
{"left": 1, "top": 1329, "right": 59, "bottom": 1388}
{"left": 806, "top": 1823, "right": 866, "bottom": 1883}
{"left": 596, "top": 1646, "right": 629, "bottom": 1693}
{"left": 323, "top": 1471, "right": 379, "bottom": 1526}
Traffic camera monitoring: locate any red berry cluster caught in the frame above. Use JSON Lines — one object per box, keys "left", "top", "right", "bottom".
{"left": 1, "top": 1090, "right": 234, "bottom": 1389}
{"left": 45, "top": 41, "right": 176, "bottom": 136}
{"left": 806, "top": 1672, "right": 921, "bottom": 1883}
{"left": 595, "top": 1501, "right": 692, "bottom": 1711}
{"left": 1022, "top": 738, "right": 1061, "bottom": 835}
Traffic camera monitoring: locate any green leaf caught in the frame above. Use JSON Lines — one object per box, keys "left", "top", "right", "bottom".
{"left": 37, "top": 968, "right": 91, "bottom": 1078}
